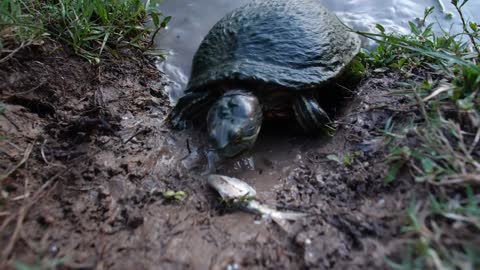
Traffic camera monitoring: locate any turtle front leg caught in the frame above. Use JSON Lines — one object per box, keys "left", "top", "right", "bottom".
{"left": 292, "top": 95, "right": 331, "bottom": 132}
{"left": 167, "top": 92, "right": 214, "bottom": 129}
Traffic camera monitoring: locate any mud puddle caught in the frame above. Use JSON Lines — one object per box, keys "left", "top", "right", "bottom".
{"left": 213, "top": 129, "right": 327, "bottom": 203}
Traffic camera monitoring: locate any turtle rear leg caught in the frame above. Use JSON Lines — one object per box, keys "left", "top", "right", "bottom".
{"left": 292, "top": 95, "right": 331, "bottom": 132}
{"left": 167, "top": 92, "right": 214, "bottom": 129}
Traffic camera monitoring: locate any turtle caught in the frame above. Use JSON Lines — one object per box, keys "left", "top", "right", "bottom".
{"left": 168, "top": 0, "right": 361, "bottom": 159}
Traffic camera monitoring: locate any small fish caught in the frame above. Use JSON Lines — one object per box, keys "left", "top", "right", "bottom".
{"left": 207, "top": 174, "right": 306, "bottom": 221}
{"left": 207, "top": 174, "right": 256, "bottom": 201}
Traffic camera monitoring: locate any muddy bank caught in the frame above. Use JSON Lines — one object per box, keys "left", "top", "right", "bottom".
{"left": 1, "top": 43, "right": 414, "bottom": 269}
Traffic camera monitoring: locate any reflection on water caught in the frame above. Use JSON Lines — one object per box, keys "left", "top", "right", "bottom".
{"left": 155, "top": 0, "right": 479, "bottom": 102}
{"left": 155, "top": 0, "right": 249, "bottom": 101}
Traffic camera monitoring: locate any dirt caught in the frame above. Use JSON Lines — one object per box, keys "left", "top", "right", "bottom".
{"left": 1, "top": 44, "right": 415, "bottom": 269}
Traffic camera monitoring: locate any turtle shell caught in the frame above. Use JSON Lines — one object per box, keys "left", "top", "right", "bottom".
{"left": 186, "top": 0, "right": 361, "bottom": 93}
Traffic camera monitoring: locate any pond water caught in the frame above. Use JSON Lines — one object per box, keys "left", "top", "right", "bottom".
{"left": 155, "top": 0, "right": 479, "bottom": 102}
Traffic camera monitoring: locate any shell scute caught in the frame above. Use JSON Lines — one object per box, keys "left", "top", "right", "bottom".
{"left": 187, "top": 0, "right": 361, "bottom": 93}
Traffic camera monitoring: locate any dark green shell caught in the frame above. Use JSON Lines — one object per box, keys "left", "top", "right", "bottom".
{"left": 186, "top": 0, "right": 361, "bottom": 93}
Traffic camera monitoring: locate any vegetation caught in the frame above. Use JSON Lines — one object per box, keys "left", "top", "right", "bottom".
{"left": 0, "top": 101, "right": 5, "bottom": 141}
{"left": 357, "top": 1, "right": 480, "bottom": 269}
{"left": 14, "top": 257, "right": 65, "bottom": 270}
{"left": 326, "top": 152, "right": 359, "bottom": 167}
{"left": 0, "top": 101, "right": 5, "bottom": 114}
{"left": 162, "top": 189, "right": 188, "bottom": 201}
{"left": 0, "top": 0, "right": 170, "bottom": 63}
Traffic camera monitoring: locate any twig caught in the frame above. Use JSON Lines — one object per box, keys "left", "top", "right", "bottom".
{"left": 468, "top": 112, "right": 480, "bottom": 154}
{"left": 186, "top": 139, "right": 191, "bottom": 154}
{"left": 14, "top": 82, "right": 46, "bottom": 96}
{"left": 40, "top": 139, "right": 66, "bottom": 168}
{"left": 10, "top": 175, "right": 30, "bottom": 202}
{"left": 0, "top": 144, "right": 34, "bottom": 183}
{"left": 413, "top": 88, "right": 430, "bottom": 124}
{"left": 5, "top": 140, "right": 22, "bottom": 152}
{"left": 427, "top": 173, "right": 480, "bottom": 186}
{"left": 0, "top": 41, "right": 31, "bottom": 64}
{"left": 123, "top": 128, "right": 148, "bottom": 144}
{"left": 422, "top": 83, "right": 450, "bottom": 102}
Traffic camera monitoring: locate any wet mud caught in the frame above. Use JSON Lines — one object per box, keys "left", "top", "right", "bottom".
{"left": 1, "top": 44, "right": 414, "bottom": 269}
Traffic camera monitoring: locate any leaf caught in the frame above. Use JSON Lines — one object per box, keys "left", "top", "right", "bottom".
{"left": 326, "top": 154, "right": 342, "bottom": 164}
{"left": 174, "top": 191, "right": 187, "bottom": 201}
{"left": 163, "top": 190, "right": 187, "bottom": 201}
{"left": 373, "top": 67, "right": 389, "bottom": 73}
{"left": 350, "top": 59, "right": 365, "bottom": 78}
{"left": 0, "top": 102, "right": 5, "bottom": 114}
{"left": 150, "top": 12, "right": 160, "bottom": 27}
{"left": 424, "top": 6, "right": 435, "bottom": 19}
{"left": 99, "top": 31, "right": 110, "bottom": 55}
{"left": 421, "top": 157, "right": 436, "bottom": 174}
{"left": 470, "top": 22, "right": 478, "bottom": 32}
{"left": 352, "top": 30, "right": 480, "bottom": 72}
{"left": 457, "top": 94, "right": 475, "bottom": 110}
{"left": 163, "top": 190, "right": 176, "bottom": 198}
{"left": 385, "top": 162, "right": 403, "bottom": 184}
{"left": 375, "top": 24, "right": 385, "bottom": 33}
{"left": 459, "top": 0, "right": 470, "bottom": 8}
{"left": 342, "top": 154, "right": 354, "bottom": 166}
{"left": 408, "top": 21, "right": 421, "bottom": 36}
{"left": 384, "top": 116, "right": 395, "bottom": 132}
{"left": 13, "top": 261, "right": 38, "bottom": 270}
{"left": 422, "top": 23, "right": 434, "bottom": 37}
{"left": 161, "top": 15, "right": 171, "bottom": 28}
{"left": 422, "top": 83, "right": 451, "bottom": 102}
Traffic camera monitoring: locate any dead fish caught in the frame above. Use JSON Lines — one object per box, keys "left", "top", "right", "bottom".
{"left": 248, "top": 200, "right": 307, "bottom": 220}
{"left": 207, "top": 174, "right": 306, "bottom": 221}
{"left": 207, "top": 174, "right": 256, "bottom": 200}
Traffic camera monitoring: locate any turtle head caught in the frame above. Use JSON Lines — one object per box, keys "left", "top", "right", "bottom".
{"left": 207, "top": 91, "right": 263, "bottom": 158}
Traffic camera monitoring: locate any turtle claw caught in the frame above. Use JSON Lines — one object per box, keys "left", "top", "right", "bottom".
{"left": 166, "top": 112, "right": 190, "bottom": 130}
{"left": 293, "top": 95, "right": 331, "bottom": 132}
{"left": 167, "top": 92, "right": 212, "bottom": 129}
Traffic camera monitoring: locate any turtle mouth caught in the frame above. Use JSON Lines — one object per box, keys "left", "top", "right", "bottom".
{"left": 215, "top": 140, "right": 250, "bottom": 158}
{"left": 216, "top": 125, "right": 262, "bottom": 158}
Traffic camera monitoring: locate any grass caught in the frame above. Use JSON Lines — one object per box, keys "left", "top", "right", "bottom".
{"left": 0, "top": 0, "right": 170, "bottom": 63}
{"left": 326, "top": 152, "right": 360, "bottom": 167}
{"left": 162, "top": 189, "right": 188, "bottom": 201}
{"left": 14, "top": 257, "right": 66, "bottom": 270}
{"left": 357, "top": 1, "right": 480, "bottom": 269}
{"left": 0, "top": 101, "right": 5, "bottom": 141}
